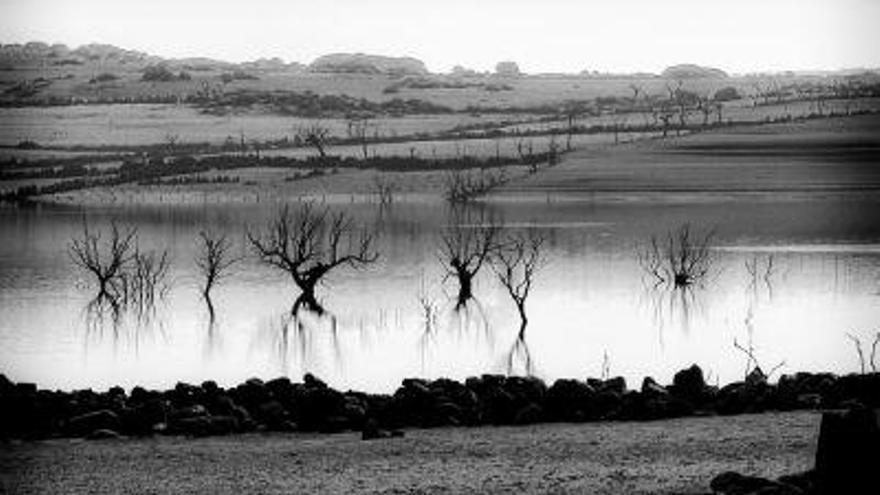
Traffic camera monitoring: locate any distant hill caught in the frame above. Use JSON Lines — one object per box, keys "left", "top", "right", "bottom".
{"left": 310, "top": 53, "right": 428, "bottom": 76}
{"left": 662, "top": 64, "right": 728, "bottom": 79}
{"left": 0, "top": 41, "right": 157, "bottom": 67}
{"left": 0, "top": 41, "right": 298, "bottom": 71}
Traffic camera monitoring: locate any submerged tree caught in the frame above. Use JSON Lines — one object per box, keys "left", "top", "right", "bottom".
{"left": 121, "top": 247, "right": 172, "bottom": 322}
{"left": 639, "top": 223, "right": 715, "bottom": 289}
{"left": 297, "top": 123, "right": 331, "bottom": 161}
{"left": 347, "top": 115, "right": 375, "bottom": 160}
{"left": 70, "top": 220, "right": 171, "bottom": 341}
{"left": 248, "top": 203, "right": 378, "bottom": 314}
{"left": 492, "top": 230, "right": 545, "bottom": 374}
{"left": 439, "top": 208, "right": 501, "bottom": 310}
{"left": 69, "top": 220, "right": 137, "bottom": 299}
{"left": 195, "top": 230, "right": 240, "bottom": 322}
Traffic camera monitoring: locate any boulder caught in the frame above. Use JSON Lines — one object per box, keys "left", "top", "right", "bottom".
{"left": 169, "top": 404, "right": 208, "bottom": 421}
{"left": 745, "top": 368, "right": 768, "bottom": 388}
{"left": 641, "top": 377, "right": 669, "bottom": 398}
{"left": 256, "top": 400, "right": 289, "bottom": 430}
{"left": 200, "top": 381, "right": 220, "bottom": 396}
{"left": 709, "top": 471, "right": 783, "bottom": 495}
{"left": 777, "top": 471, "right": 816, "bottom": 495}
{"left": 173, "top": 415, "right": 239, "bottom": 437}
{"left": 65, "top": 409, "right": 120, "bottom": 437}
{"left": 86, "top": 428, "right": 122, "bottom": 440}
{"left": 513, "top": 403, "right": 543, "bottom": 425}
{"left": 814, "top": 407, "right": 880, "bottom": 493}
{"left": 829, "top": 373, "right": 880, "bottom": 408}
{"left": 546, "top": 379, "right": 596, "bottom": 422}
{"left": 362, "top": 418, "right": 404, "bottom": 440}
{"left": 303, "top": 373, "right": 327, "bottom": 389}
{"left": 671, "top": 364, "right": 708, "bottom": 404}
{"left": 600, "top": 377, "right": 627, "bottom": 395}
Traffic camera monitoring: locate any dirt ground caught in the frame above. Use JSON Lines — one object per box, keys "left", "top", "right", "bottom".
{"left": 496, "top": 114, "right": 880, "bottom": 201}
{"left": 0, "top": 411, "right": 819, "bottom": 494}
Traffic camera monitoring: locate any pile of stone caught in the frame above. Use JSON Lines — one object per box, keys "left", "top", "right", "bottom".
{"left": 1, "top": 365, "right": 878, "bottom": 441}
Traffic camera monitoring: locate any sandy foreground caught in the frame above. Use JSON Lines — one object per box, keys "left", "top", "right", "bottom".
{"left": 0, "top": 411, "right": 818, "bottom": 494}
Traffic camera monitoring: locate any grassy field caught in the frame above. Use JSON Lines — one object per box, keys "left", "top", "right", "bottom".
{"left": 0, "top": 52, "right": 850, "bottom": 110}
{"left": 0, "top": 411, "right": 818, "bottom": 494}
{"left": 26, "top": 113, "right": 880, "bottom": 206}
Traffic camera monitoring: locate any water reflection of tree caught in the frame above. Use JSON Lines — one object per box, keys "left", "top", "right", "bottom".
{"left": 70, "top": 220, "right": 171, "bottom": 348}
{"left": 195, "top": 230, "right": 240, "bottom": 335}
{"left": 254, "top": 301, "right": 341, "bottom": 376}
{"left": 735, "top": 253, "right": 783, "bottom": 380}
{"left": 492, "top": 230, "right": 545, "bottom": 375}
{"left": 638, "top": 224, "right": 716, "bottom": 338}
{"left": 415, "top": 267, "right": 497, "bottom": 374}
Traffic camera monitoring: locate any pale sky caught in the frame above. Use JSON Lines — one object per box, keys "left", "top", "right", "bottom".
{"left": 2, "top": 0, "right": 878, "bottom": 74}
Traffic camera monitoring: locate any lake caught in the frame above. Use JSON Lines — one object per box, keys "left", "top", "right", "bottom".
{"left": 1, "top": 195, "right": 878, "bottom": 393}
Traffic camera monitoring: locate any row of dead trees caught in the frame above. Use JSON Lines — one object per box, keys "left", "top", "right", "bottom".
{"left": 68, "top": 204, "right": 548, "bottom": 372}
{"left": 71, "top": 206, "right": 727, "bottom": 375}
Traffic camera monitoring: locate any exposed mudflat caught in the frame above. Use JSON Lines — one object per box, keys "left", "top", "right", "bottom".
{"left": 0, "top": 411, "right": 818, "bottom": 494}
{"left": 496, "top": 114, "right": 880, "bottom": 199}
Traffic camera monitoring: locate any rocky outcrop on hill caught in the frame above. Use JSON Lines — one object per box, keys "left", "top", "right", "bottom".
{"left": 310, "top": 53, "right": 429, "bottom": 76}
{"left": 662, "top": 63, "right": 728, "bottom": 79}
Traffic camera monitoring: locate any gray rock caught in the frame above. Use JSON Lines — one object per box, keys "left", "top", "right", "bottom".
{"left": 86, "top": 428, "right": 122, "bottom": 440}
{"left": 66, "top": 409, "right": 120, "bottom": 437}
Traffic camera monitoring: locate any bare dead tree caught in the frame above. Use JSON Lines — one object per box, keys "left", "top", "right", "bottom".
{"left": 248, "top": 203, "right": 378, "bottom": 314}
{"left": 164, "top": 132, "right": 179, "bottom": 154}
{"left": 69, "top": 220, "right": 138, "bottom": 299}
{"left": 698, "top": 94, "right": 713, "bottom": 127}
{"left": 439, "top": 208, "right": 501, "bottom": 309}
{"left": 195, "top": 230, "right": 240, "bottom": 311}
{"left": 516, "top": 138, "right": 535, "bottom": 166}
{"left": 547, "top": 133, "right": 560, "bottom": 166}
{"left": 372, "top": 175, "right": 398, "bottom": 205}
{"left": 638, "top": 224, "right": 715, "bottom": 288}
{"left": 601, "top": 350, "right": 611, "bottom": 380}
{"left": 120, "top": 247, "right": 172, "bottom": 324}
{"left": 561, "top": 102, "right": 588, "bottom": 151}
{"left": 443, "top": 169, "right": 506, "bottom": 203}
{"left": 297, "top": 123, "right": 330, "bottom": 160}
{"left": 492, "top": 230, "right": 545, "bottom": 374}
{"left": 733, "top": 338, "right": 786, "bottom": 381}
{"left": 610, "top": 110, "right": 628, "bottom": 145}
{"left": 347, "top": 116, "right": 374, "bottom": 160}
{"left": 654, "top": 103, "right": 675, "bottom": 138}
{"left": 871, "top": 332, "right": 880, "bottom": 373}
{"left": 846, "top": 333, "right": 867, "bottom": 374}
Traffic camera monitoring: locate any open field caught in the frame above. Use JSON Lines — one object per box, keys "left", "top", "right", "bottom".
{"left": 2, "top": 96, "right": 878, "bottom": 152}
{"left": 0, "top": 411, "right": 818, "bottom": 494}
{"left": 0, "top": 58, "right": 834, "bottom": 110}
{"left": 26, "top": 113, "right": 880, "bottom": 205}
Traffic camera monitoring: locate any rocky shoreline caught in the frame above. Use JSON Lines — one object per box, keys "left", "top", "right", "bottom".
{"left": 1, "top": 366, "right": 878, "bottom": 441}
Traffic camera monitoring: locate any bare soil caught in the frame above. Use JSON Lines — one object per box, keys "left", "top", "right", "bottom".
{"left": 0, "top": 411, "right": 818, "bottom": 494}
{"left": 496, "top": 114, "right": 880, "bottom": 201}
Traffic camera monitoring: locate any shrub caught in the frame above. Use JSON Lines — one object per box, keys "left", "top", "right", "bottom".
{"left": 142, "top": 64, "right": 186, "bottom": 82}
{"left": 714, "top": 86, "right": 742, "bottom": 102}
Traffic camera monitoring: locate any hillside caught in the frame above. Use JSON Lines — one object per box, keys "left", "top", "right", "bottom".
{"left": 662, "top": 64, "right": 728, "bottom": 79}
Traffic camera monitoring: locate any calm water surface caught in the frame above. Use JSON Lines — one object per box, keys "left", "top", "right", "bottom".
{"left": 1, "top": 196, "right": 878, "bottom": 393}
